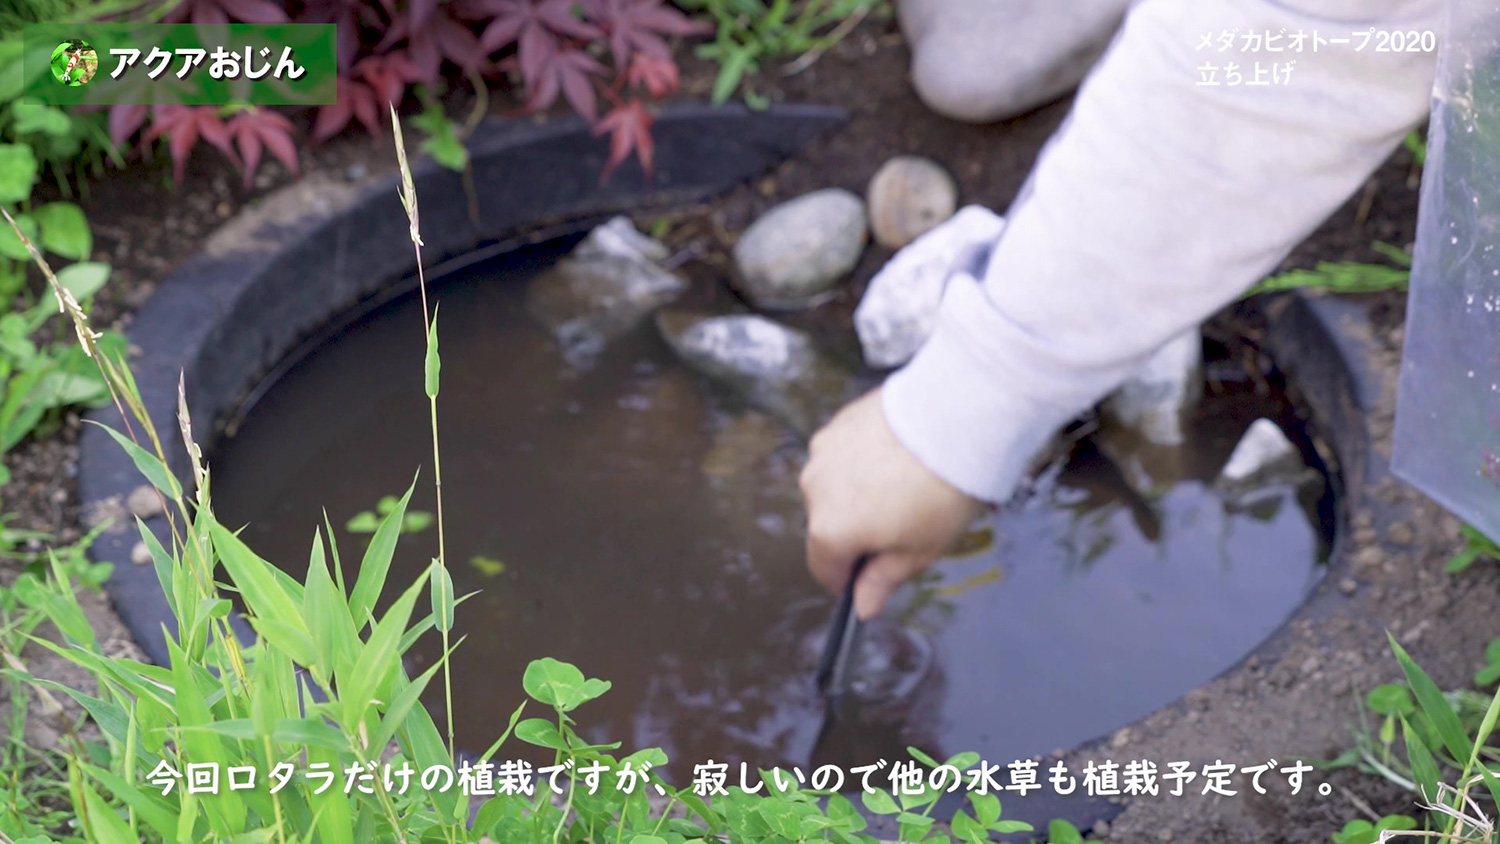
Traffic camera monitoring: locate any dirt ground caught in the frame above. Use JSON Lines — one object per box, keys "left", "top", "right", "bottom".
{"left": 3, "top": 11, "right": 1492, "bottom": 843}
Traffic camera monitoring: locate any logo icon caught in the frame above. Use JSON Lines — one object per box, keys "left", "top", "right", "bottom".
{"left": 51, "top": 40, "right": 99, "bottom": 86}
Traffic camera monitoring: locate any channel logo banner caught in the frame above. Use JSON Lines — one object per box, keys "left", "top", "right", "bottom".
{"left": 22, "top": 23, "right": 336, "bottom": 106}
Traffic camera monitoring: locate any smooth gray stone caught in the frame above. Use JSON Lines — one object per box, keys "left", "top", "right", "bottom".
{"left": 732, "top": 188, "right": 868, "bottom": 309}
{"left": 899, "top": 0, "right": 1132, "bottom": 123}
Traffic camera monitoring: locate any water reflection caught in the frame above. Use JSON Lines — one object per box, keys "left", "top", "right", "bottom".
{"left": 211, "top": 243, "right": 1329, "bottom": 787}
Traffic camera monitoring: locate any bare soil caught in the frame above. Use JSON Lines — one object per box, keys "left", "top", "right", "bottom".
{"left": 3, "top": 12, "right": 1486, "bottom": 844}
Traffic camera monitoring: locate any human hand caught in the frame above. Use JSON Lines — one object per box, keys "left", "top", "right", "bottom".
{"left": 799, "top": 388, "right": 985, "bottom": 620}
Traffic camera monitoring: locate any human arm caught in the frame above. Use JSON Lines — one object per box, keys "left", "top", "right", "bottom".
{"left": 805, "top": 0, "right": 1443, "bottom": 618}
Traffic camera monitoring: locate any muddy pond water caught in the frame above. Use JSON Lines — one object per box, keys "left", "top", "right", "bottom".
{"left": 212, "top": 239, "right": 1332, "bottom": 783}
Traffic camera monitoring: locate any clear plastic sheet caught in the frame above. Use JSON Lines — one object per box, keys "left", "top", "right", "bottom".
{"left": 1393, "top": 0, "right": 1500, "bottom": 536}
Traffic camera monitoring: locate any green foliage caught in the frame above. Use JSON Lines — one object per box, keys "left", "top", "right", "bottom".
{"left": 345, "top": 493, "right": 434, "bottom": 535}
{"left": 0, "top": 2, "right": 123, "bottom": 459}
{"left": 410, "top": 104, "right": 469, "bottom": 174}
{"left": 681, "top": 0, "right": 889, "bottom": 105}
{"left": 1332, "top": 635, "right": 1500, "bottom": 840}
{"left": 0, "top": 521, "right": 111, "bottom": 840}
{"left": 1330, "top": 814, "right": 1419, "bottom": 844}
{"left": 1046, "top": 818, "right": 1084, "bottom": 844}
{"left": 1245, "top": 242, "right": 1412, "bottom": 298}
{"left": 0, "top": 107, "right": 1029, "bottom": 844}
{"left": 1404, "top": 130, "right": 1427, "bottom": 167}
{"left": 1445, "top": 524, "right": 1500, "bottom": 573}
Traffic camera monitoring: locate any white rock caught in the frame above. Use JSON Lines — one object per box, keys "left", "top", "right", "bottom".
{"left": 901, "top": 0, "right": 1132, "bottom": 123}
{"left": 1103, "top": 331, "right": 1203, "bottom": 447}
{"left": 732, "top": 188, "right": 868, "bottom": 309}
{"left": 574, "top": 215, "right": 670, "bottom": 264}
{"left": 867, "top": 155, "right": 958, "bottom": 249}
{"left": 854, "top": 205, "right": 1005, "bottom": 368}
{"left": 1219, "top": 418, "right": 1303, "bottom": 485}
{"left": 656, "top": 311, "right": 866, "bottom": 436}
{"left": 526, "top": 216, "right": 686, "bottom": 365}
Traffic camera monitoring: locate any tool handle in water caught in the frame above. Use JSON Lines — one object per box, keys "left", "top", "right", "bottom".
{"left": 815, "top": 553, "right": 871, "bottom": 697}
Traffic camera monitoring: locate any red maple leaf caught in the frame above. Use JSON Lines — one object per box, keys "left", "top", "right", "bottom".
{"left": 526, "top": 46, "right": 606, "bottom": 121}
{"left": 313, "top": 52, "right": 420, "bottom": 141}
{"left": 108, "top": 104, "right": 148, "bottom": 147}
{"left": 163, "top": 0, "right": 288, "bottom": 23}
{"left": 144, "top": 105, "right": 237, "bottom": 183}
{"left": 226, "top": 108, "right": 300, "bottom": 189}
{"left": 625, "top": 52, "right": 678, "bottom": 97}
{"left": 295, "top": 0, "right": 384, "bottom": 70}
{"left": 594, "top": 98, "right": 653, "bottom": 180}
{"left": 376, "top": 2, "right": 483, "bottom": 82}
{"left": 459, "top": 0, "right": 603, "bottom": 55}
{"left": 586, "top": 0, "right": 707, "bottom": 67}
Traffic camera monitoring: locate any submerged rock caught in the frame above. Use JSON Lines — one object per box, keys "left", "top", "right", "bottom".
{"left": 656, "top": 310, "right": 868, "bottom": 437}
{"left": 732, "top": 188, "right": 868, "bottom": 309}
{"left": 526, "top": 217, "right": 687, "bottom": 364}
{"left": 867, "top": 155, "right": 959, "bottom": 249}
{"left": 1103, "top": 330, "right": 1204, "bottom": 447}
{"left": 699, "top": 410, "right": 786, "bottom": 480}
{"left": 1219, "top": 419, "right": 1306, "bottom": 486}
{"left": 854, "top": 205, "right": 1006, "bottom": 368}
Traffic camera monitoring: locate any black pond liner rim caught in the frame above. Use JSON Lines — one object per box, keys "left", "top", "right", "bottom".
{"left": 75, "top": 103, "right": 1378, "bottom": 837}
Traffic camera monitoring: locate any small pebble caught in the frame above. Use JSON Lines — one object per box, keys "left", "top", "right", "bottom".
{"left": 1339, "top": 578, "right": 1358, "bottom": 595}
{"left": 1353, "top": 545, "right": 1383, "bottom": 570}
{"left": 1110, "top": 728, "right": 1130, "bottom": 750}
{"left": 346, "top": 163, "right": 369, "bottom": 182}
{"left": 1092, "top": 820, "right": 1110, "bottom": 839}
{"left": 1300, "top": 655, "right": 1321, "bottom": 674}
{"left": 131, "top": 541, "right": 152, "bottom": 565}
{"left": 126, "top": 484, "right": 164, "bottom": 519}
{"left": 1386, "top": 521, "right": 1415, "bottom": 545}
{"left": 1160, "top": 830, "right": 1175, "bottom": 842}
{"left": 866, "top": 155, "right": 958, "bottom": 249}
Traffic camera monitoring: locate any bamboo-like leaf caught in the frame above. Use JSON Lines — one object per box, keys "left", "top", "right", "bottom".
{"left": 348, "top": 482, "right": 417, "bottom": 629}
{"left": 168, "top": 638, "right": 247, "bottom": 833}
{"left": 185, "top": 717, "right": 351, "bottom": 751}
{"left": 303, "top": 527, "right": 356, "bottom": 679}
{"left": 425, "top": 305, "right": 440, "bottom": 399}
{"left": 430, "top": 558, "right": 453, "bottom": 633}
{"left": 78, "top": 777, "right": 136, "bottom": 843}
{"left": 89, "top": 422, "right": 181, "bottom": 501}
{"left": 1389, "top": 633, "right": 1474, "bottom": 764}
{"left": 306, "top": 744, "right": 355, "bottom": 844}
{"left": 136, "top": 516, "right": 179, "bottom": 619}
{"left": 211, "top": 522, "right": 312, "bottom": 641}
{"left": 82, "top": 763, "right": 181, "bottom": 839}
{"left": 341, "top": 568, "right": 429, "bottom": 732}
{"left": 1401, "top": 715, "right": 1441, "bottom": 803}
{"left": 368, "top": 640, "right": 454, "bottom": 752}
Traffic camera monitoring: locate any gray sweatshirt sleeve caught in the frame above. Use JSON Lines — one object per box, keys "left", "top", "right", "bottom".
{"left": 881, "top": 0, "right": 1443, "bottom": 504}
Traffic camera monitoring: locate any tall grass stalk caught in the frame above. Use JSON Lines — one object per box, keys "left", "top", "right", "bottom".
{"left": 389, "top": 104, "right": 458, "bottom": 764}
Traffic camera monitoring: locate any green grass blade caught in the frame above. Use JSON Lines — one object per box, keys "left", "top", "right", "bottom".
{"left": 88, "top": 422, "right": 181, "bottom": 500}
{"left": 1389, "top": 633, "right": 1474, "bottom": 764}
{"left": 348, "top": 481, "right": 417, "bottom": 628}
{"left": 340, "top": 567, "right": 429, "bottom": 733}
